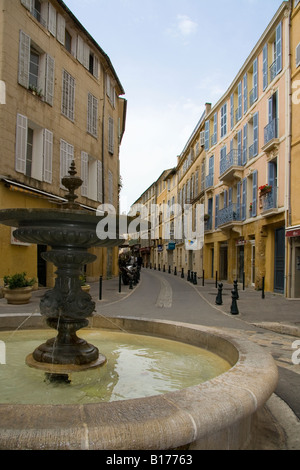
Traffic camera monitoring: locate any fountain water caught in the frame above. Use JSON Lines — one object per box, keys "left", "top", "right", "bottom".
{"left": 0, "top": 163, "right": 278, "bottom": 450}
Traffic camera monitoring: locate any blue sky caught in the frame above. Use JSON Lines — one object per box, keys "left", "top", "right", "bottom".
{"left": 64, "top": 0, "right": 285, "bottom": 212}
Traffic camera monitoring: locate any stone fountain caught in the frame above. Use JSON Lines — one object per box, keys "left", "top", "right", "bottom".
{"left": 0, "top": 163, "right": 279, "bottom": 450}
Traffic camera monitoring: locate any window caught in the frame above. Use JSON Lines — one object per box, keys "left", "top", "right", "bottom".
{"left": 263, "top": 22, "right": 282, "bottom": 89}
{"left": 81, "top": 152, "right": 103, "bottom": 202}
{"left": 87, "top": 93, "right": 98, "bottom": 137}
{"left": 243, "top": 73, "right": 248, "bottom": 114}
{"left": 21, "top": 0, "right": 47, "bottom": 28}
{"left": 15, "top": 113, "right": 53, "bottom": 183}
{"left": 77, "top": 36, "right": 99, "bottom": 79}
{"left": 108, "top": 117, "right": 114, "bottom": 154}
{"left": 296, "top": 43, "right": 300, "bottom": 68}
{"left": 249, "top": 58, "right": 258, "bottom": 106}
{"left": 60, "top": 140, "right": 74, "bottom": 187}
{"left": 264, "top": 92, "right": 278, "bottom": 145}
{"left": 61, "top": 70, "right": 75, "bottom": 121}
{"left": 18, "top": 31, "right": 54, "bottom": 105}
{"left": 248, "top": 112, "right": 259, "bottom": 158}
{"left": 251, "top": 170, "right": 258, "bottom": 217}
{"left": 220, "top": 103, "right": 227, "bottom": 138}
{"left": 106, "top": 75, "right": 116, "bottom": 107}
{"left": 65, "top": 29, "right": 72, "bottom": 54}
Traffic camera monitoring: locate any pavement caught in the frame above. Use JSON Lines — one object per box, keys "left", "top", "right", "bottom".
{"left": 1, "top": 267, "right": 300, "bottom": 450}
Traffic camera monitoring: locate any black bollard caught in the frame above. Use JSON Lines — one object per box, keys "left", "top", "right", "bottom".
{"left": 202, "top": 270, "right": 205, "bottom": 286}
{"left": 190, "top": 271, "right": 194, "bottom": 283}
{"left": 262, "top": 276, "right": 265, "bottom": 299}
{"left": 187, "top": 270, "right": 190, "bottom": 282}
{"left": 99, "top": 275, "right": 102, "bottom": 300}
{"left": 230, "top": 288, "right": 239, "bottom": 315}
{"left": 243, "top": 272, "right": 245, "bottom": 290}
{"left": 216, "top": 282, "right": 223, "bottom": 305}
{"left": 163, "top": 265, "right": 165, "bottom": 272}
{"left": 158, "top": 264, "right": 160, "bottom": 271}
{"left": 119, "top": 272, "right": 122, "bottom": 293}
{"left": 150, "top": 263, "right": 152, "bottom": 269}
{"left": 168, "top": 265, "right": 171, "bottom": 274}
{"left": 181, "top": 268, "right": 184, "bottom": 279}
{"left": 215, "top": 271, "right": 218, "bottom": 288}
{"left": 233, "top": 279, "right": 239, "bottom": 299}
{"left": 174, "top": 267, "right": 177, "bottom": 276}
{"left": 193, "top": 272, "right": 197, "bottom": 285}
{"left": 154, "top": 264, "right": 156, "bottom": 270}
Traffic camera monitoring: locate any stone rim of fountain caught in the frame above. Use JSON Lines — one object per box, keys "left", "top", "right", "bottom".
{"left": 0, "top": 316, "right": 278, "bottom": 450}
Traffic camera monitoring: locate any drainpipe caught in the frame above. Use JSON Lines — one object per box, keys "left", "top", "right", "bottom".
{"left": 102, "top": 71, "right": 107, "bottom": 205}
{"left": 287, "top": 2, "right": 292, "bottom": 297}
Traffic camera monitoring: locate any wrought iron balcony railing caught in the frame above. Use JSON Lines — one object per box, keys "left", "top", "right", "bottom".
{"left": 264, "top": 119, "right": 278, "bottom": 146}
{"left": 205, "top": 173, "right": 214, "bottom": 189}
{"left": 261, "top": 187, "right": 277, "bottom": 212}
{"left": 218, "top": 203, "right": 241, "bottom": 226}
{"left": 220, "top": 149, "right": 242, "bottom": 176}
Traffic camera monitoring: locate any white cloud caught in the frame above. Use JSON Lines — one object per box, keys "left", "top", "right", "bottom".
{"left": 166, "top": 14, "right": 198, "bottom": 41}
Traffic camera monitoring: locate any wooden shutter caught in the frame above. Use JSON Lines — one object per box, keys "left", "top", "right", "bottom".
{"left": 81, "top": 152, "right": 89, "bottom": 197}
{"left": 237, "top": 182, "right": 241, "bottom": 220}
{"left": 21, "top": 0, "right": 32, "bottom": 10}
{"left": 237, "top": 130, "right": 242, "bottom": 165}
{"left": 243, "top": 124, "right": 248, "bottom": 165}
{"left": 276, "top": 22, "right": 282, "bottom": 75}
{"left": 45, "top": 54, "right": 54, "bottom": 106}
{"left": 18, "top": 30, "right": 30, "bottom": 88}
{"left": 243, "top": 73, "right": 248, "bottom": 114}
{"left": 230, "top": 93, "right": 234, "bottom": 130}
{"left": 56, "top": 14, "right": 65, "bottom": 45}
{"left": 242, "top": 178, "right": 247, "bottom": 221}
{"left": 252, "top": 170, "right": 258, "bottom": 217}
{"left": 238, "top": 81, "right": 242, "bottom": 120}
{"left": 253, "top": 58, "right": 258, "bottom": 101}
{"left": 43, "top": 129, "right": 53, "bottom": 183}
{"left": 97, "top": 160, "right": 103, "bottom": 202}
{"left": 263, "top": 44, "right": 268, "bottom": 90}
{"left": 48, "top": 2, "right": 57, "bottom": 36}
{"left": 215, "top": 194, "right": 219, "bottom": 229}
{"left": 204, "top": 121, "right": 210, "bottom": 150}
{"left": 253, "top": 112, "right": 259, "bottom": 156}
{"left": 15, "top": 113, "right": 27, "bottom": 174}
{"left": 108, "top": 117, "right": 114, "bottom": 154}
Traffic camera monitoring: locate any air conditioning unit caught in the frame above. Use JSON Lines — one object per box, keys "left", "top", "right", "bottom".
{"left": 200, "top": 131, "right": 205, "bottom": 147}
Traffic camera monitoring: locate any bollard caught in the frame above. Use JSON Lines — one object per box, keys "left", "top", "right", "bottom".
{"left": 174, "top": 267, "right": 177, "bottom": 276}
{"left": 181, "top": 268, "right": 184, "bottom": 279}
{"left": 230, "top": 288, "right": 239, "bottom": 315}
{"left": 193, "top": 272, "right": 197, "bottom": 285}
{"left": 150, "top": 263, "right": 152, "bottom": 269}
{"left": 215, "top": 271, "right": 218, "bottom": 288}
{"left": 262, "top": 276, "right": 265, "bottom": 299}
{"left": 202, "top": 270, "right": 205, "bottom": 286}
{"left": 118, "top": 272, "right": 122, "bottom": 293}
{"left": 154, "top": 264, "right": 156, "bottom": 270}
{"left": 99, "top": 275, "right": 103, "bottom": 300}
{"left": 158, "top": 264, "right": 160, "bottom": 271}
{"left": 243, "top": 272, "right": 245, "bottom": 290}
{"left": 190, "top": 271, "right": 194, "bottom": 283}
{"left": 187, "top": 270, "right": 190, "bottom": 282}
{"left": 163, "top": 265, "right": 165, "bottom": 272}
{"left": 233, "top": 279, "right": 239, "bottom": 299}
{"left": 216, "top": 282, "right": 223, "bottom": 305}
{"left": 168, "top": 265, "right": 171, "bottom": 274}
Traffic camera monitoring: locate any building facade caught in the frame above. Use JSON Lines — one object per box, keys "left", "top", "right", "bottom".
{"left": 132, "top": 1, "right": 300, "bottom": 297}
{"left": 0, "top": 0, "right": 126, "bottom": 286}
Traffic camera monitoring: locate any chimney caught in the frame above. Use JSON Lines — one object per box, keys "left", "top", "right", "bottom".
{"left": 205, "top": 103, "right": 212, "bottom": 116}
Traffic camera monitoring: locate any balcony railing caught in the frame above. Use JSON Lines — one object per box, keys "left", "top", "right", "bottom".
{"left": 205, "top": 173, "right": 214, "bottom": 189}
{"left": 249, "top": 88, "right": 257, "bottom": 107}
{"left": 269, "top": 61, "right": 277, "bottom": 83}
{"left": 204, "top": 218, "right": 212, "bottom": 232}
{"left": 31, "top": 7, "right": 47, "bottom": 27}
{"left": 261, "top": 188, "right": 277, "bottom": 212}
{"left": 264, "top": 119, "right": 278, "bottom": 146}
{"left": 220, "top": 149, "right": 242, "bottom": 176}
{"left": 218, "top": 203, "right": 241, "bottom": 226}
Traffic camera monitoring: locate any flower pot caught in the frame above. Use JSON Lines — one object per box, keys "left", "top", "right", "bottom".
{"left": 4, "top": 286, "right": 33, "bottom": 304}
{"left": 81, "top": 284, "right": 90, "bottom": 293}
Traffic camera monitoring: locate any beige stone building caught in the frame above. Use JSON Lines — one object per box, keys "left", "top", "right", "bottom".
{"left": 0, "top": 0, "right": 126, "bottom": 286}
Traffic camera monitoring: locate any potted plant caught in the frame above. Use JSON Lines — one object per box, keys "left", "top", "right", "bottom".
{"left": 259, "top": 184, "right": 272, "bottom": 196}
{"left": 79, "top": 274, "right": 90, "bottom": 293}
{"left": 3, "top": 272, "right": 35, "bottom": 304}
{"left": 204, "top": 214, "right": 210, "bottom": 221}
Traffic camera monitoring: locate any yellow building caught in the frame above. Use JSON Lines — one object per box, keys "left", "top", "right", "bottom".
{"left": 288, "top": 0, "right": 300, "bottom": 297}
{"left": 0, "top": 0, "right": 126, "bottom": 287}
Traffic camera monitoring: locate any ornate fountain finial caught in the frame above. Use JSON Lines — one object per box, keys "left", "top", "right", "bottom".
{"left": 61, "top": 160, "right": 83, "bottom": 209}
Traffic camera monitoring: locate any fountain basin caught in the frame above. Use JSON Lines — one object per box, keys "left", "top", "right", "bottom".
{"left": 0, "top": 316, "right": 278, "bottom": 450}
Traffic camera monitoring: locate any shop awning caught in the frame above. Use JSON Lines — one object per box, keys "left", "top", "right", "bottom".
{"left": 286, "top": 226, "right": 300, "bottom": 238}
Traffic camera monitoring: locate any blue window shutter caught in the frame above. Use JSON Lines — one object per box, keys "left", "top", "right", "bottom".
{"left": 237, "top": 182, "right": 241, "bottom": 220}
{"left": 263, "top": 44, "right": 268, "bottom": 90}
{"left": 228, "top": 187, "right": 232, "bottom": 206}
{"left": 253, "top": 112, "right": 259, "bottom": 156}
{"left": 205, "top": 121, "right": 210, "bottom": 150}
{"left": 243, "top": 73, "right": 248, "bottom": 114}
{"left": 237, "top": 130, "right": 242, "bottom": 165}
{"left": 253, "top": 58, "right": 258, "bottom": 101}
{"left": 252, "top": 170, "right": 257, "bottom": 217}
{"left": 268, "top": 161, "right": 275, "bottom": 188}
{"left": 242, "top": 178, "right": 247, "bottom": 221}
{"left": 213, "top": 112, "right": 218, "bottom": 145}
{"left": 238, "top": 81, "right": 242, "bottom": 120}
{"left": 224, "top": 189, "right": 228, "bottom": 208}
{"left": 276, "top": 22, "right": 282, "bottom": 75}
{"left": 243, "top": 123, "right": 248, "bottom": 165}
{"left": 230, "top": 93, "right": 234, "bottom": 129}
{"left": 215, "top": 194, "right": 219, "bottom": 229}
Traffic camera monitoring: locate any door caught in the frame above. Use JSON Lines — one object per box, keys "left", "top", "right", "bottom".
{"left": 219, "top": 245, "right": 228, "bottom": 280}
{"left": 237, "top": 245, "right": 244, "bottom": 283}
{"left": 251, "top": 243, "right": 256, "bottom": 287}
{"left": 274, "top": 227, "right": 285, "bottom": 293}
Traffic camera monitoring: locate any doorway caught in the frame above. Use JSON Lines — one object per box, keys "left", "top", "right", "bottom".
{"left": 274, "top": 227, "right": 285, "bottom": 293}
{"left": 219, "top": 245, "right": 228, "bottom": 280}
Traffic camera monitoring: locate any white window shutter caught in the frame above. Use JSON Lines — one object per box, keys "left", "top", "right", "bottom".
{"left": 97, "top": 160, "right": 103, "bottom": 202}
{"left": 21, "top": 0, "right": 32, "bottom": 10}
{"left": 48, "top": 2, "right": 57, "bottom": 37}
{"left": 43, "top": 129, "right": 53, "bottom": 183}
{"left": 108, "top": 117, "right": 114, "bottom": 154}
{"left": 77, "top": 35, "right": 84, "bottom": 64}
{"left": 18, "top": 30, "right": 30, "bottom": 88}
{"left": 15, "top": 114, "right": 27, "bottom": 174}
{"left": 45, "top": 54, "right": 55, "bottom": 106}
{"left": 296, "top": 43, "right": 300, "bottom": 68}
{"left": 60, "top": 140, "right": 74, "bottom": 186}
{"left": 81, "top": 151, "right": 88, "bottom": 197}
{"left": 83, "top": 43, "right": 90, "bottom": 69}
{"left": 93, "top": 55, "right": 99, "bottom": 79}
{"left": 56, "top": 14, "right": 65, "bottom": 45}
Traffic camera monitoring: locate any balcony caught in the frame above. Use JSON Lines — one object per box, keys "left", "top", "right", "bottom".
{"left": 219, "top": 149, "right": 243, "bottom": 183}
{"left": 218, "top": 203, "right": 241, "bottom": 228}
{"left": 263, "top": 119, "right": 279, "bottom": 152}
{"left": 205, "top": 173, "right": 214, "bottom": 190}
{"left": 260, "top": 188, "right": 278, "bottom": 216}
